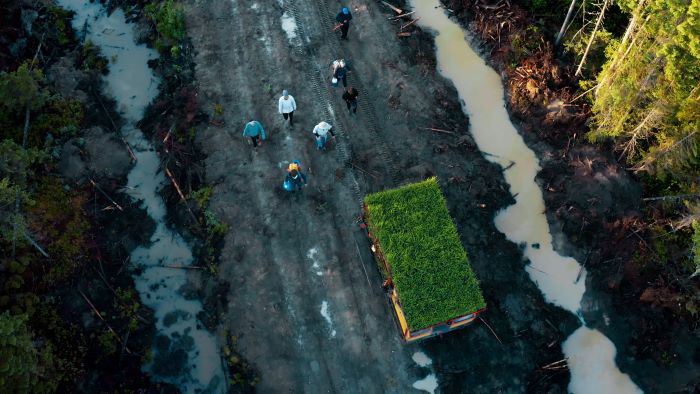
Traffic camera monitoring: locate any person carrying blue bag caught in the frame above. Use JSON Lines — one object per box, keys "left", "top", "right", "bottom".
{"left": 332, "top": 59, "right": 350, "bottom": 88}
{"left": 312, "top": 121, "right": 335, "bottom": 150}
{"left": 283, "top": 160, "right": 307, "bottom": 192}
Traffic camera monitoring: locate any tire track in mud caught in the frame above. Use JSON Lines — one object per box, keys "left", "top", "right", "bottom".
{"left": 283, "top": 0, "right": 400, "bottom": 194}
{"left": 279, "top": 0, "right": 365, "bottom": 206}
{"left": 302, "top": 0, "right": 403, "bottom": 187}
{"left": 281, "top": 0, "right": 403, "bottom": 378}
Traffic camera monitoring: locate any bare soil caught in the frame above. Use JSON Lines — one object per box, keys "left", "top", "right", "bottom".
{"left": 184, "top": 0, "right": 581, "bottom": 392}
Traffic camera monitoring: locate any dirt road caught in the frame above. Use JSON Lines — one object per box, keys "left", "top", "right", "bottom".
{"left": 185, "top": 0, "right": 579, "bottom": 392}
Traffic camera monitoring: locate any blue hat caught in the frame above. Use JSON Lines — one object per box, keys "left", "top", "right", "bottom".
{"left": 282, "top": 89, "right": 289, "bottom": 96}
{"left": 342, "top": 7, "right": 349, "bottom": 14}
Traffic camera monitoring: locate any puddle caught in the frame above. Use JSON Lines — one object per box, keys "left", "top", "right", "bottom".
{"left": 412, "top": 351, "right": 433, "bottom": 367}
{"left": 413, "top": 373, "right": 438, "bottom": 394}
{"left": 410, "top": 1, "right": 641, "bottom": 392}
{"left": 280, "top": 11, "right": 298, "bottom": 43}
{"left": 58, "top": 1, "right": 225, "bottom": 392}
{"left": 320, "top": 300, "right": 336, "bottom": 337}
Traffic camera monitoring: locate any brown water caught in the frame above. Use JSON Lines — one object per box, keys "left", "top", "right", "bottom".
{"left": 409, "top": 1, "right": 642, "bottom": 392}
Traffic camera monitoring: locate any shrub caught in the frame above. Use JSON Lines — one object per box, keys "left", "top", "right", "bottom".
{"left": 0, "top": 312, "right": 59, "bottom": 393}
{"left": 190, "top": 186, "right": 213, "bottom": 209}
{"left": 27, "top": 179, "right": 89, "bottom": 285}
{"left": 364, "top": 178, "right": 486, "bottom": 330}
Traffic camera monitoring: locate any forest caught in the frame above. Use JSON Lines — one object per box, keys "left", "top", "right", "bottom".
{"left": 1, "top": 0, "right": 699, "bottom": 392}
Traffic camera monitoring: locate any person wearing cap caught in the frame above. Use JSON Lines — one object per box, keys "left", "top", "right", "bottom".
{"left": 278, "top": 90, "right": 297, "bottom": 127}
{"left": 284, "top": 163, "right": 307, "bottom": 192}
{"left": 335, "top": 7, "right": 353, "bottom": 40}
{"left": 332, "top": 59, "right": 350, "bottom": 88}
{"left": 312, "top": 121, "right": 335, "bottom": 150}
{"left": 342, "top": 87, "right": 359, "bottom": 115}
{"left": 242, "top": 120, "right": 266, "bottom": 148}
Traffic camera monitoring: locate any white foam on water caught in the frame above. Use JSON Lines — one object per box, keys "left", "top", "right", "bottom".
{"left": 410, "top": 1, "right": 641, "bottom": 392}
{"left": 563, "top": 327, "right": 643, "bottom": 394}
{"left": 280, "top": 12, "right": 298, "bottom": 43}
{"left": 412, "top": 351, "right": 433, "bottom": 367}
{"left": 250, "top": 3, "right": 259, "bottom": 10}
{"left": 57, "top": 1, "right": 225, "bottom": 392}
{"left": 413, "top": 374, "right": 438, "bottom": 394}
{"left": 320, "top": 301, "right": 336, "bottom": 337}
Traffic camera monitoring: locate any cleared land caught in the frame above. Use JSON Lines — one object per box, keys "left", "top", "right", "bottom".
{"left": 185, "top": 0, "right": 582, "bottom": 392}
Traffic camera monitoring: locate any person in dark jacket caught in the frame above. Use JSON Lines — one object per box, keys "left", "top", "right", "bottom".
{"left": 335, "top": 7, "right": 352, "bottom": 40}
{"left": 333, "top": 59, "right": 350, "bottom": 88}
{"left": 342, "top": 87, "right": 358, "bottom": 114}
{"left": 284, "top": 168, "right": 307, "bottom": 192}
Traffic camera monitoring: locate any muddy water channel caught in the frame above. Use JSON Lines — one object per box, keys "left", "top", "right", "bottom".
{"left": 58, "top": 1, "right": 225, "bottom": 392}
{"left": 410, "top": 1, "right": 642, "bottom": 392}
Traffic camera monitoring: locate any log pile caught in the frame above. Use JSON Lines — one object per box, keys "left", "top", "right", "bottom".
{"left": 380, "top": 1, "right": 420, "bottom": 37}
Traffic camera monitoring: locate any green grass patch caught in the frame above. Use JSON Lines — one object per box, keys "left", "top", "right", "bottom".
{"left": 364, "top": 177, "right": 486, "bottom": 330}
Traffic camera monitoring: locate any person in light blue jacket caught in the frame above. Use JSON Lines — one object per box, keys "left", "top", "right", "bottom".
{"left": 242, "top": 120, "right": 266, "bottom": 148}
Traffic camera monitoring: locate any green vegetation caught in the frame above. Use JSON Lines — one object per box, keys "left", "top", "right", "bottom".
{"left": 364, "top": 178, "right": 486, "bottom": 330}
{"left": 144, "top": 0, "right": 186, "bottom": 56}
{"left": 0, "top": 312, "right": 59, "bottom": 393}
{"left": 190, "top": 186, "right": 213, "bottom": 209}
{"left": 80, "top": 40, "right": 109, "bottom": 74}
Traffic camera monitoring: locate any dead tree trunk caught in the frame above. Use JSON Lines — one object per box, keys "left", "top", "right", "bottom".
{"left": 575, "top": 0, "right": 609, "bottom": 76}
{"left": 555, "top": 0, "right": 577, "bottom": 46}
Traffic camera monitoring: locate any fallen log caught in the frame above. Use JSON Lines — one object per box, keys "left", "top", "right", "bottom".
{"left": 388, "top": 11, "right": 415, "bottom": 20}
{"left": 164, "top": 167, "right": 187, "bottom": 203}
{"left": 424, "top": 127, "right": 456, "bottom": 135}
{"left": 93, "top": 89, "right": 137, "bottom": 162}
{"left": 164, "top": 166, "right": 200, "bottom": 225}
{"left": 79, "top": 290, "right": 132, "bottom": 354}
{"left": 90, "top": 179, "right": 124, "bottom": 211}
{"left": 397, "top": 32, "right": 412, "bottom": 37}
{"left": 161, "top": 264, "right": 205, "bottom": 270}
{"left": 401, "top": 17, "right": 421, "bottom": 30}
{"left": 380, "top": 0, "right": 403, "bottom": 14}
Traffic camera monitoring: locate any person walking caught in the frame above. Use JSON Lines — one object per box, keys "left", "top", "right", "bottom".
{"left": 332, "top": 59, "right": 350, "bottom": 88}
{"left": 242, "top": 120, "right": 266, "bottom": 148}
{"left": 312, "top": 121, "right": 335, "bottom": 150}
{"left": 283, "top": 160, "right": 307, "bottom": 192}
{"left": 335, "top": 7, "right": 352, "bottom": 40}
{"left": 342, "top": 87, "right": 358, "bottom": 115}
{"left": 278, "top": 90, "right": 297, "bottom": 127}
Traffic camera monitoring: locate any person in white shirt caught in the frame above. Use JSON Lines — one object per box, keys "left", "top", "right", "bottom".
{"left": 312, "top": 121, "right": 335, "bottom": 150}
{"left": 278, "top": 89, "right": 297, "bottom": 127}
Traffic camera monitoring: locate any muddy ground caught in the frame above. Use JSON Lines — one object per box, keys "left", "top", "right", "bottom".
{"left": 183, "top": 0, "right": 583, "bottom": 392}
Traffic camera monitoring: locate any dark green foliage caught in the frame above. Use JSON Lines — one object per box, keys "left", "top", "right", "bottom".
{"left": 80, "top": 40, "right": 109, "bottom": 74}
{"left": 190, "top": 186, "right": 213, "bottom": 209}
{"left": 48, "top": 6, "right": 73, "bottom": 47}
{"left": 27, "top": 179, "right": 89, "bottom": 286}
{"left": 0, "top": 63, "right": 48, "bottom": 114}
{"left": 144, "top": 0, "right": 186, "bottom": 56}
{"left": 0, "top": 312, "right": 59, "bottom": 393}
{"left": 364, "top": 178, "right": 486, "bottom": 330}
{"left": 32, "top": 98, "right": 84, "bottom": 141}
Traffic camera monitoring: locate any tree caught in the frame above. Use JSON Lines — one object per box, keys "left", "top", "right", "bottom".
{"left": 0, "top": 312, "right": 58, "bottom": 393}
{"left": 589, "top": 0, "right": 700, "bottom": 176}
